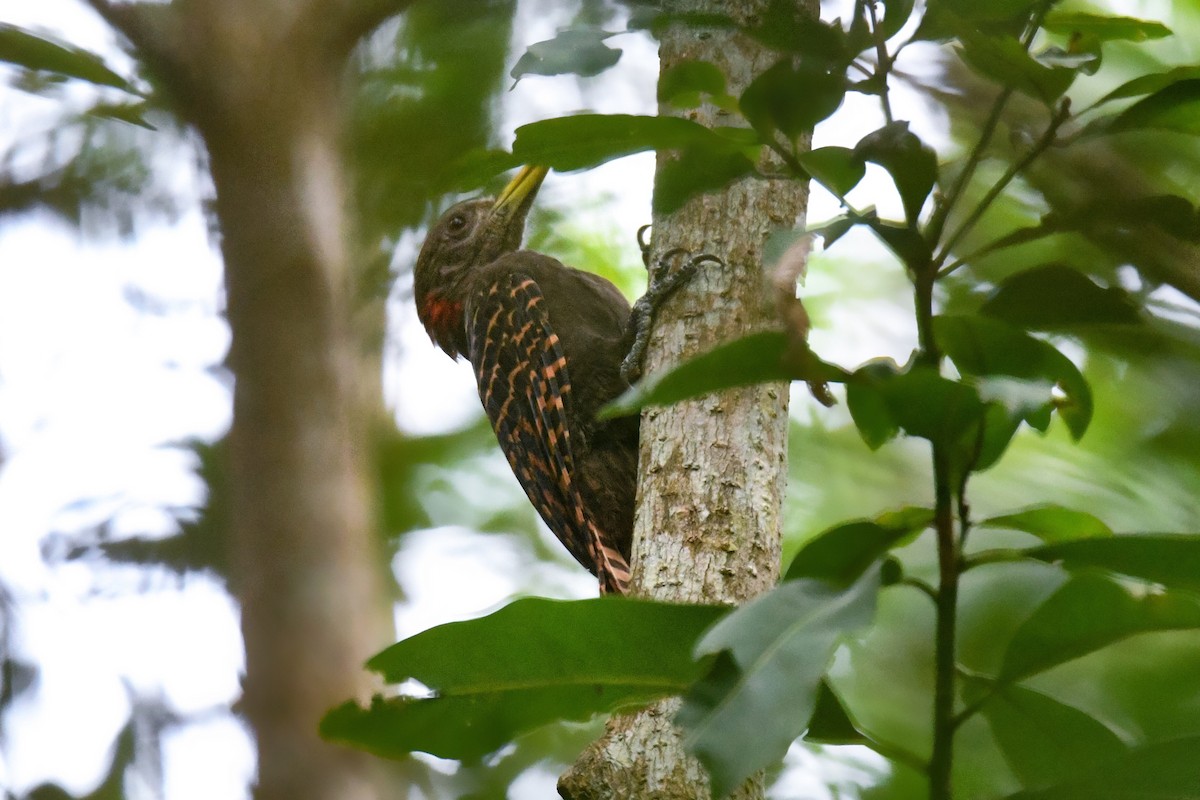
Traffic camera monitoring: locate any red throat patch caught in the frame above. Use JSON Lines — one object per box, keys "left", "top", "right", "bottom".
{"left": 421, "top": 295, "right": 464, "bottom": 351}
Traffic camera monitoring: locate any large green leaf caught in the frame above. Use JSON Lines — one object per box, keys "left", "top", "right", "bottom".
{"left": 979, "top": 505, "right": 1113, "bottom": 544}
{"left": 998, "top": 574, "right": 1200, "bottom": 683}
{"left": 955, "top": 30, "right": 1075, "bottom": 104}
{"left": 1106, "top": 79, "right": 1200, "bottom": 135}
{"left": 972, "top": 682, "right": 1127, "bottom": 790}
{"left": 1097, "top": 65, "right": 1200, "bottom": 104}
{"left": 785, "top": 508, "right": 933, "bottom": 584}
{"left": 739, "top": 57, "right": 846, "bottom": 140}
{"left": 933, "top": 315, "right": 1093, "bottom": 440}
{"left": 797, "top": 146, "right": 866, "bottom": 198}
{"left": 1042, "top": 11, "right": 1171, "bottom": 42}
{"left": 678, "top": 570, "right": 880, "bottom": 798}
{"left": 510, "top": 113, "right": 742, "bottom": 171}
{"left": 654, "top": 145, "right": 756, "bottom": 214}
{"left": 510, "top": 28, "right": 622, "bottom": 82}
{"left": 0, "top": 23, "right": 133, "bottom": 92}
{"left": 854, "top": 123, "right": 938, "bottom": 225}
{"left": 600, "top": 330, "right": 849, "bottom": 419}
{"left": 322, "top": 597, "right": 726, "bottom": 760}
{"left": 979, "top": 264, "right": 1141, "bottom": 329}
{"left": 1024, "top": 534, "right": 1200, "bottom": 593}
{"left": 1003, "top": 736, "right": 1200, "bottom": 800}
{"left": 848, "top": 362, "right": 985, "bottom": 450}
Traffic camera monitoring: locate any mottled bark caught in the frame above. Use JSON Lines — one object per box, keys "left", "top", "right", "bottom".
{"left": 85, "top": 1, "right": 410, "bottom": 798}
{"left": 560, "top": 1, "right": 815, "bottom": 798}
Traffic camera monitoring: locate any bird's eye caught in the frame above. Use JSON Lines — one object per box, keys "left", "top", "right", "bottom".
{"left": 447, "top": 213, "right": 468, "bottom": 234}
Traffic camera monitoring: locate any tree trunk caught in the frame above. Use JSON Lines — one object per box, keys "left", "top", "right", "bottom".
{"left": 559, "top": 1, "right": 814, "bottom": 797}
{"left": 85, "top": 1, "right": 413, "bottom": 797}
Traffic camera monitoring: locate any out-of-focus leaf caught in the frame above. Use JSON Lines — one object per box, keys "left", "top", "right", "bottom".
{"left": 955, "top": 30, "right": 1075, "bottom": 104}
{"left": 1105, "top": 79, "right": 1200, "bottom": 135}
{"left": 0, "top": 23, "right": 133, "bottom": 92}
{"left": 980, "top": 505, "right": 1113, "bottom": 544}
{"left": 877, "top": 0, "right": 917, "bottom": 41}
{"left": 798, "top": 146, "right": 866, "bottom": 198}
{"left": 600, "top": 330, "right": 849, "bottom": 418}
{"left": 510, "top": 28, "right": 621, "bottom": 82}
{"left": 739, "top": 57, "right": 846, "bottom": 140}
{"left": 322, "top": 597, "right": 726, "bottom": 760}
{"left": 653, "top": 144, "right": 756, "bottom": 215}
{"left": 968, "top": 681, "right": 1127, "bottom": 789}
{"left": 1024, "top": 534, "right": 1200, "bottom": 593}
{"left": 864, "top": 216, "right": 934, "bottom": 267}
{"left": 1042, "top": 12, "right": 1171, "bottom": 42}
{"left": 678, "top": 569, "right": 880, "bottom": 798}
{"left": 742, "top": 0, "right": 849, "bottom": 60}
{"left": 933, "top": 315, "right": 1093, "bottom": 440}
{"left": 980, "top": 264, "right": 1142, "bottom": 328}
{"left": 1097, "top": 65, "right": 1200, "bottom": 104}
{"left": 998, "top": 574, "right": 1200, "bottom": 683}
{"left": 86, "top": 101, "right": 156, "bottom": 130}
{"left": 658, "top": 59, "right": 735, "bottom": 109}
{"left": 854, "top": 123, "right": 938, "bottom": 224}
{"left": 850, "top": 363, "right": 985, "bottom": 451}
{"left": 916, "top": 0, "right": 1041, "bottom": 40}
{"left": 511, "top": 113, "right": 736, "bottom": 171}
{"left": 846, "top": 360, "right": 902, "bottom": 449}
{"left": 1002, "top": 736, "right": 1200, "bottom": 800}
{"left": 805, "top": 680, "right": 869, "bottom": 745}
{"left": 784, "top": 508, "right": 932, "bottom": 584}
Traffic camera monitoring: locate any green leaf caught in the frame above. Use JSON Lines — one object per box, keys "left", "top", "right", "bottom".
{"left": 1107, "top": 79, "right": 1200, "bottom": 135}
{"left": 659, "top": 60, "right": 734, "bottom": 109}
{"left": 511, "top": 113, "right": 736, "bottom": 171}
{"left": 678, "top": 570, "right": 880, "bottom": 798}
{"left": 854, "top": 123, "right": 938, "bottom": 224}
{"left": 846, "top": 360, "right": 902, "bottom": 449}
{"left": 980, "top": 264, "right": 1142, "bottom": 329}
{"left": 999, "top": 574, "right": 1200, "bottom": 683}
{"left": 510, "top": 28, "right": 622, "bottom": 82}
{"left": 322, "top": 597, "right": 726, "bottom": 760}
{"left": 955, "top": 31, "right": 1075, "bottom": 104}
{"left": 1025, "top": 534, "right": 1200, "bottom": 592}
{"left": 805, "top": 680, "right": 869, "bottom": 745}
{"left": 972, "top": 682, "right": 1128, "bottom": 789}
{"left": 864, "top": 216, "right": 934, "bottom": 267}
{"left": 798, "top": 146, "right": 866, "bottom": 198}
{"left": 980, "top": 505, "right": 1113, "bottom": 544}
{"left": 653, "top": 145, "right": 756, "bottom": 215}
{"left": 933, "top": 315, "right": 1093, "bottom": 440}
{"left": 916, "top": 0, "right": 1042, "bottom": 41}
{"left": 0, "top": 23, "right": 134, "bottom": 92}
{"left": 1097, "top": 65, "right": 1200, "bottom": 104}
{"left": 784, "top": 508, "right": 933, "bottom": 584}
{"left": 739, "top": 57, "right": 846, "bottom": 140}
{"left": 1042, "top": 12, "right": 1171, "bottom": 42}
{"left": 600, "top": 330, "right": 849, "bottom": 419}
{"left": 1002, "top": 736, "right": 1200, "bottom": 800}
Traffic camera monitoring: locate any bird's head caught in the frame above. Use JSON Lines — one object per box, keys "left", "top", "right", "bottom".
{"left": 414, "top": 165, "right": 549, "bottom": 357}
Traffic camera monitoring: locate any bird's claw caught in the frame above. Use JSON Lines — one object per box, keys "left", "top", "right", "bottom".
{"left": 621, "top": 242, "right": 724, "bottom": 385}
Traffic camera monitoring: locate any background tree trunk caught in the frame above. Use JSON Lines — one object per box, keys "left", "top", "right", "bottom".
{"left": 559, "top": 1, "right": 815, "bottom": 798}
{"left": 86, "top": 1, "right": 413, "bottom": 797}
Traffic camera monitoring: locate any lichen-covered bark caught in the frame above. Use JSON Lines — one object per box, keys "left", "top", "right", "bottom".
{"left": 560, "top": 1, "right": 814, "bottom": 797}
{"left": 85, "top": 1, "right": 412, "bottom": 798}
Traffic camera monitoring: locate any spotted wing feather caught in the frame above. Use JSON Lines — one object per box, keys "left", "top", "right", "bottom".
{"left": 466, "top": 273, "right": 630, "bottom": 594}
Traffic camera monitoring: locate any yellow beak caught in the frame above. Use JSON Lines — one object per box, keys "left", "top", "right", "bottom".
{"left": 494, "top": 165, "right": 550, "bottom": 211}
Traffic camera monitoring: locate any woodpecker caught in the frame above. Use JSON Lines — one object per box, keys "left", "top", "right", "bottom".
{"left": 413, "top": 166, "right": 638, "bottom": 594}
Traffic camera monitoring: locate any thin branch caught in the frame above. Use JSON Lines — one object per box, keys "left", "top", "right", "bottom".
{"left": 867, "top": 1, "right": 894, "bottom": 125}
{"left": 935, "top": 99, "right": 1071, "bottom": 270}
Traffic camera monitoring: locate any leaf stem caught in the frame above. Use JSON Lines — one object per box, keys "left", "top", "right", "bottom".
{"left": 867, "top": 1, "right": 895, "bottom": 125}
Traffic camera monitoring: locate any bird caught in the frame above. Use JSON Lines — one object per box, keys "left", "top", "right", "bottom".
{"left": 413, "top": 166, "right": 639, "bottom": 594}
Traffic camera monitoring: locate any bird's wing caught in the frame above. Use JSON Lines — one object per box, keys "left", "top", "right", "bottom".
{"left": 466, "top": 272, "right": 630, "bottom": 594}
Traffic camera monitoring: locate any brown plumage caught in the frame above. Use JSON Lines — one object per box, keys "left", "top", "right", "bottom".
{"left": 413, "top": 166, "right": 637, "bottom": 594}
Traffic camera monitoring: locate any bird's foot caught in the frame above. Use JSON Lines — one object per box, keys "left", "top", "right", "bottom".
{"left": 621, "top": 228, "right": 723, "bottom": 384}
